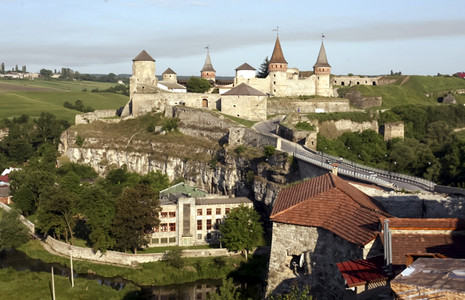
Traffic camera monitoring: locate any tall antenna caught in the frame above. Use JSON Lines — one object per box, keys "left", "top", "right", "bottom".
{"left": 272, "top": 26, "right": 280, "bottom": 36}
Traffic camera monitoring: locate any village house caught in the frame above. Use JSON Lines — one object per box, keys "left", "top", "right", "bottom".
{"left": 266, "top": 172, "right": 390, "bottom": 299}
{"left": 149, "top": 182, "right": 253, "bottom": 247}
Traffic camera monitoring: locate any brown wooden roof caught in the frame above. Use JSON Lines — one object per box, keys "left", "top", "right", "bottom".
{"left": 222, "top": 83, "right": 266, "bottom": 96}
{"left": 271, "top": 173, "right": 390, "bottom": 246}
{"left": 133, "top": 50, "right": 155, "bottom": 62}
{"left": 235, "top": 63, "right": 256, "bottom": 71}
{"left": 269, "top": 36, "right": 288, "bottom": 64}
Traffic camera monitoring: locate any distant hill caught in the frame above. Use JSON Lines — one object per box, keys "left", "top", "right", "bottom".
{"left": 338, "top": 75, "right": 465, "bottom": 108}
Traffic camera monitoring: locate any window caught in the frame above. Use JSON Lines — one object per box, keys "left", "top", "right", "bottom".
{"left": 169, "top": 212, "right": 176, "bottom": 218}
{"left": 197, "top": 220, "right": 202, "bottom": 230}
{"left": 197, "top": 234, "right": 202, "bottom": 240}
{"left": 151, "top": 238, "right": 159, "bottom": 244}
{"left": 207, "top": 208, "right": 212, "bottom": 215}
{"left": 216, "top": 218, "right": 222, "bottom": 226}
{"left": 225, "top": 208, "right": 230, "bottom": 214}
{"left": 197, "top": 209, "right": 202, "bottom": 216}
{"left": 160, "top": 212, "right": 168, "bottom": 218}
{"left": 169, "top": 237, "right": 176, "bottom": 243}
{"left": 216, "top": 208, "right": 221, "bottom": 215}
{"left": 169, "top": 223, "right": 176, "bottom": 232}
{"left": 161, "top": 238, "right": 168, "bottom": 244}
{"left": 160, "top": 223, "right": 168, "bottom": 232}
{"left": 207, "top": 219, "right": 212, "bottom": 230}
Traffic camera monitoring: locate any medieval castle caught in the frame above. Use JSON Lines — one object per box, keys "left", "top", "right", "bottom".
{"left": 121, "top": 35, "right": 380, "bottom": 121}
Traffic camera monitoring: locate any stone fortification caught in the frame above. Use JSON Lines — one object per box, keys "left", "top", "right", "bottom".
{"left": 228, "top": 127, "right": 280, "bottom": 149}
{"left": 75, "top": 109, "right": 120, "bottom": 125}
{"left": 317, "top": 119, "right": 378, "bottom": 139}
{"left": 382, "top": 121, "right": 404, "bottom": 141}
{"left": 267, "top": 98, "right": 350, "bottom": 115}
{"left": 332, "top": 75, "right": 381, "bottom": 87}
{"left": 344, "top": 89, "right": 382, "bottom": 108}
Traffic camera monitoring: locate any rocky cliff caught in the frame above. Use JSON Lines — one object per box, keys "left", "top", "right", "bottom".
{"left": 59, "top": 109, "right": 297, "bottom": 212}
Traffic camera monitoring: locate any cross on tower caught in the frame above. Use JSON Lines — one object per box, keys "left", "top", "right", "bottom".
{"left": 205, "top": 45, "right": 210, "bottom": 53}
{"left": 321, "top": 33, "right": 325, "bottom": 41}
{"left": 272, "top": 26, "right": 280, "bottom": 36}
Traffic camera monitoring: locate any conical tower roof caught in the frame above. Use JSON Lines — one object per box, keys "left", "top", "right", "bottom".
{"left": 313, "top": 42, "right": 330, "bottom": 68}
{"left": 133, "top": 50, "right": 155, "bottom": 62}
{"left": 201, "top": 52, "right": 216, "bottom": 72}
{"left": 269, "top": 36, "right": 288, "bottom": 64}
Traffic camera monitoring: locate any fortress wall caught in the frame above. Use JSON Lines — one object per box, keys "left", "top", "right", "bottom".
{"left": 332, "top": 76, "right": 381, "bottom": 86}
{"left": 221, "top": 95, "right": 267, "bottom": 121}
{"left": 236, "top": 77, "right": 271, "bottom": 95}
{"left": 267, "top": 99, "right": 350, "bottom": 115}
{"left": 131, "top": 92, "right": 221, "bottom": 117}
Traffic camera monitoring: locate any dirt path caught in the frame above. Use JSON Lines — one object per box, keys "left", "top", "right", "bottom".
{"left": 400, "top": 75, "right": 410, "bottom": 86}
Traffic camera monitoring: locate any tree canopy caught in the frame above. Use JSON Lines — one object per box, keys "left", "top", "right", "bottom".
{"left": 185, "top": 76, "right": 212, "bottom": 93}
{"left": 219, "top": 205, "right": 264, "bottom": 260}
{"left": 0, "top": 209, "right": 30, "bottom": 250}
{"left": 257, "top": 56, "right": 270, "bottom": 78}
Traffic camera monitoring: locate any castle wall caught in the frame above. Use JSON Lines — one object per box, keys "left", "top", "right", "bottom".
{"left": 130, "top": 92, "right": 221, "bottom": 117}
{"left": 221, "top": 94, "right": 267, "bottom": 121}
{"left": 382, "top": 121, "right": 404, "bottom": 141}
{"left": 332, "top": 76, "right": 381, "bottom": 86}
{"left": 267, "top": 99, "right": 350, "bottom": 115}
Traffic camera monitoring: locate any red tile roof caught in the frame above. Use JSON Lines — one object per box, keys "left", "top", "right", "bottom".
{"left": 389, "top": 218, "right": 465, "bottom": 230}
{"left": 271, "top": 173, "right": 390, "bottom": 245}
{"left": 0, "top": 175, "right": 9, "bottom": 183}
{"left": 337, "top": 256, "right": 387, "bottom": 287}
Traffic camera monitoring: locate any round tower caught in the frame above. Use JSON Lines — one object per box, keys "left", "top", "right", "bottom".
{"left": 200, "top": 48, "right": 216, "bottom": 81}
{"left": 162, "top": 68, "right": 177, "bottom": 83}
{"left": 130, "top": 50, "right": 157, "bottom": 98}
{"left": 268, "top": 35, "right": 288, "bottom": 73}
{"left": 313, "top": 40, "right": 332, "bottom": 97}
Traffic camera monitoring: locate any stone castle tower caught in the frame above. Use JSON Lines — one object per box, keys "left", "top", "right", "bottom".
{"left": 200, "top": 49, "right": 216, "bottom": 81}
{"left": 162, "top": 68, "right": 177, "bottom": 83}
{"left": 313, "top": 41, "right": 332, "bottom": 97}
{"left": 130, "top": 50, "right": 157, "bottom": 98}
{"left": 268, "top": 35, "right": 288, "bottom": 95}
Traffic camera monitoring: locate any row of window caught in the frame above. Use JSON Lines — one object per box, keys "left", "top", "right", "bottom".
{"left": 197, "top": 207, "right": 230, "bottom": 216}
{"left": 160, "top": 211, "right": 176, "bottom": 218}
{"left": 151, "top": 237, "right": 176, "bottom": 244}
{"left": 197, "top": 232, "right": 219, "bottom": 241}
{"left": 154, "top": 223, "right": 176, "bottom": 232}
{"left": 197, "top": 219, "right": 222, "bottom": 230}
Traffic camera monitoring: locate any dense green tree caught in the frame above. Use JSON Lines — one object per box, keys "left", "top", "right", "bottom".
{"left": 257, "top": 56, "right": 270, "bottom": 78}
{"left": 219, "top": 205, "right": 264, "bottom": 260}
{"left": 0, "top": 209, "right": 30, "bottom": 250}
{"left": 39, "top": 68, "right": 53, "bottom": 78}
{"left": 33, "top": 112, "right": 69, "bottom": 147}
{"left": 163, "top": 248, "right": 184, "bottom": 269}
{"left": 112, "top": 184, "right": 161, "bottom": 253}
{"left": 36, "top": 186, "right": 77, "bottom": 243}
{"left": 185, "top": 76, "right": 211, "bottom": 93}
{"left": 79, "top": 185, "right": 116, "bottom": 252}
{"left": 8, "top": 138, "right": 33, "bottom": 163}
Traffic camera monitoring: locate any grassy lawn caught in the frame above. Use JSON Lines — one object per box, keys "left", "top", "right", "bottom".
{"left": 0, "top": 267, "right": 141, "bottom": 300}
{"left": 220, "top": 113, "right": 257, "bottom": 127}
{"left": 19, "top": 240, "right": 244, "bottom": 286}
{"left": 0, "top": 79, "right": 128, "bottom": 124}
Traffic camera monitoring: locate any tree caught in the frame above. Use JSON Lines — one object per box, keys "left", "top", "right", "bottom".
{"left": 219, "top": 205, "right": 264, "bottom": 260}
{"left": 112, "top": 184, "right": 161, "bottom": 253}
{"left": 0, "top": 209, "right": 30, "bottom": 250}
{"left": 268, "top": 282, "right": 312, "bottom": 300}
{"left": 257, "top": 56, "right": 269, "bottom": 78}
{"left": 185, "top": 76, "right": 211, "bottom": 93}
{"left": 1, "top": 62, "right": 4, "bottom": 73}
{"left": 40, "top": 68, "right": 53, "bottom": 78}
{"left": 163, "top": 248, "right": 184, "bottom": 269}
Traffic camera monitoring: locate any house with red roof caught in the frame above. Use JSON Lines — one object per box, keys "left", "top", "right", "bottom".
{"left": 266, "top": 172, "right": 391, "bottom": 299}
{"left": 0, "top": 175, "right": 9, "bottom": 186}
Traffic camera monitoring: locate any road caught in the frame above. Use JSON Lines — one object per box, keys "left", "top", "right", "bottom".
{"left": 253, "top": 118, "right": 434, "bottom": 192}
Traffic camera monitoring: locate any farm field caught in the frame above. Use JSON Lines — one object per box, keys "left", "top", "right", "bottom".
{"left": 0, "top": 79, "right": 128, "bottom": 124}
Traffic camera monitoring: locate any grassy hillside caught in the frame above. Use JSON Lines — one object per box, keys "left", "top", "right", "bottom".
{"left": 0, "top": 79, "right": 128, "bottom": 124}
{"left": 340, "top": 75, "right": 465, "bottom": 108}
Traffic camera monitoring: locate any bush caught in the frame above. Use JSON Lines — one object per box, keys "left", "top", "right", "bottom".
{"left": 246, "top": 170, "right": 255, "bottom": 184}
{"left": 75, "top": 135, "right": 85, "bottom": 147}
{"left": 163, "top": 248, "right": 184, "bottom": 269}
{"left": 234, "top": 145, "right": 246, "bottom": 155}
{"left": 161, "top": 118, "right": 179, "bottom": 132}
{"left": 263, "top": 145, "right": 276, "bottom": 157}
{"left": 295, "top": 122, "right": 315, "bottom": 131}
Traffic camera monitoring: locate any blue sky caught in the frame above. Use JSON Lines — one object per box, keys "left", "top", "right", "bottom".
{"left": 1, "top": 0, "right": 464, "bottom": 76}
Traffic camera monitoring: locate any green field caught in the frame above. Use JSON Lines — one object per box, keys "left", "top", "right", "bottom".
{"left": 338, "top": 75, "right": 465, "bottom": 108}
{"left": 0, "top": 79, "right": 129, "bottom": 124}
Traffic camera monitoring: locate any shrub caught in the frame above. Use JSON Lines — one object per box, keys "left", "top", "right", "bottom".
{"left": 161, "top": 118, "right": 179, "bottom": 132}
{"left": 75, "top": 135, "right": 85, "bottom": 147}
{"left": 234, "top": 145, "right": 246, "bottom": 155}
{"left": 246, "top": 170, "right": 255, "bottom": 184}
{"left": 263, "top": 145, "right": 276, "bottom": 157}
{"left": 163, "top": 248, "right": 184, "bottom": 269}
{"left": 295, "top": 122, "right": 315, "bottom": 131}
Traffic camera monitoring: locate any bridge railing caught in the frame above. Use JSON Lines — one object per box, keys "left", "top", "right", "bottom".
{"left": 298, "top": 150, "right": 435, "bottom": 191}
{"left": 294, "top": 153, "right": 393, "bottom": 188}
